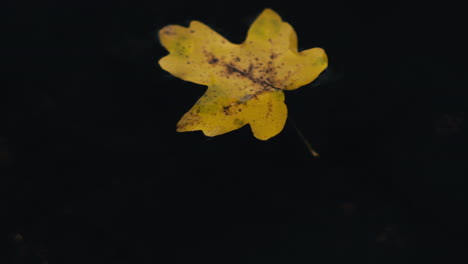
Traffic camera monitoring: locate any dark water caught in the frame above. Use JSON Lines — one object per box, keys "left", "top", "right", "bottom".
{"left": 3, "top": 0, "right": 467, "bottom": 263}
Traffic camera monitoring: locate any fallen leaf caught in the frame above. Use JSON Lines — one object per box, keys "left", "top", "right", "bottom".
{"left": 159, "top": 8, "right": 327, "bottom": 140}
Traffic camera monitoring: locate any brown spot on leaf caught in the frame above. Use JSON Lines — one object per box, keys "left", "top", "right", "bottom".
{"left": 162, "top": 28, "right": 176, "bottom": 35}
{"left": 209, "top": 57, "right": 219, "bottom": 64}
{"left": 204, "top": 50, "right": 219, "bottom": 64}
{"left": 266, "top": 100, "right": 272, "bottom": 118}
{"left": 223, "top": 105, "right": 232, "bottom": 115}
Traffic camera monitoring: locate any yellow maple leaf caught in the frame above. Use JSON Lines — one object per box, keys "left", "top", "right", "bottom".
{"left": 159, "top": 8, "right": 327, "bottom": 140}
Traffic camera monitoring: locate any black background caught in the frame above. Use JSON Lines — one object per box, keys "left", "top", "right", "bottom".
{"left": 3, "top": 0, "right": 467, "bottom": 263}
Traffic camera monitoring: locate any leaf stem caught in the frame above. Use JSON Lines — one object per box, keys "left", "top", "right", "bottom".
{"left": 288, "top": 118, "right": 320, "bottom": 158}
